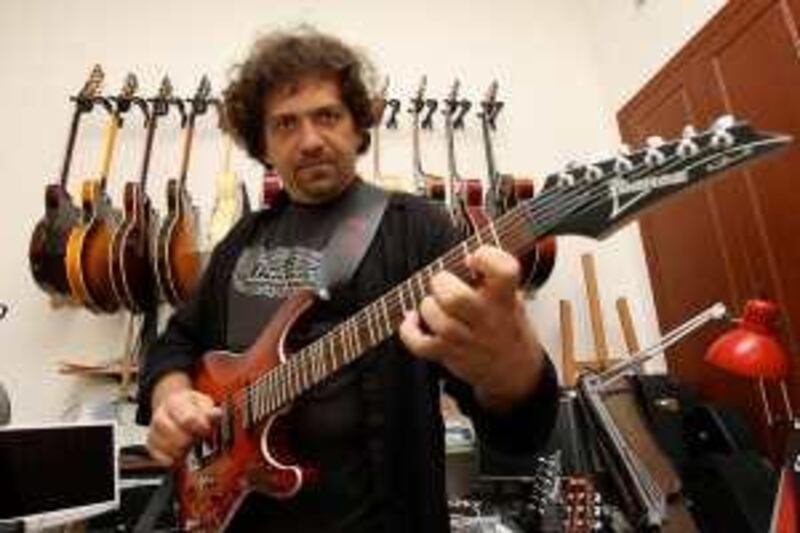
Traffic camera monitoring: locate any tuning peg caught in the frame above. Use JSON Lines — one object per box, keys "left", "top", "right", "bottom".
{"left": 712, "top": 114, "right": 736, "bottom": 131}
{"left": 677, "top": 126, "right": 700, "bottom": 158}
{"left": 644, "top": 137, "right": 667, "bottom": 167}
{"left": 585, "top": 163, "right": 604, "bottom": 181}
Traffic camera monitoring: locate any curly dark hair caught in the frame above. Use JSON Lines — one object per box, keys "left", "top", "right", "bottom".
{"left": 223, "top": 28, "right": 376, "bottom": 166}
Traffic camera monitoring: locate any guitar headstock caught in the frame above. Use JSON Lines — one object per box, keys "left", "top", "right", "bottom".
{"left": 189, "top": 75, "right": 212, "bottom": 117}
{"left": 532, "top": 117, "right": 792, "bottom": 240}
{"left": 110, "top": 72, "right": 141, "bottom": 119}
{"left": 372, "top": 76, "right": 389, "bottom": 125}
{"left": 444, "top": 78, "right": 460, "bottom": 117}
{"left": 409, "top": 75, "right": 429, "bottom": 119}
{"left": 74, "top": 64, "right": 104, "bottom": 112}
{"left": 150, "top": 75, "right": 173, "bottom": 118}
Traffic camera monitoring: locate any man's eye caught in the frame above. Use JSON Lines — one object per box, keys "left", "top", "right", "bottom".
{"left": 272, "top": 116, "right": 296, "bottom": 132}
{"left": 316, "top": 109, "right": 341, "bottom": 125}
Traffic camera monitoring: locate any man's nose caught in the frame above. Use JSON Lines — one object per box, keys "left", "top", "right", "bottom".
{"left": 297, "top": 118, "right": 324, "bottom": 154}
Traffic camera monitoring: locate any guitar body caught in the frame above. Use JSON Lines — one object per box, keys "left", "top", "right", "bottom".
{"left": 157, "top": 179, "right": 201, "bottom": 305}
{"left": 178, "top": 292, "right": 318, "bottom": 532}
{"left": 110, "top": 182, "right": 158, "bottom": 312}
{"left": 65, "top": 180, "right": 122, "bottom": 312}
{"left": 28, "top": 184, "right": 80, "bottom": 296}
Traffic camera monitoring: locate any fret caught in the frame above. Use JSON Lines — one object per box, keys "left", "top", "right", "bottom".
{"left": 487, "top": 220, "right": 502, "bottom": 249}
{"left": 299, "top": 358, "right": 309, "bottom": 391}
{"left": 338, "top": 327, "right": 348, "bottom": 365}
{"left": 351, "top": 319, "right": 362, "bottom": 355}
{"left": 265, "top": 373, "right": 273, "bottom": 414}
{"left": 415, "top": 273, "right": 426, "bottom": 301}
{"left": 461, "top": 241, "right": 470, "bottom": 261}
{"left": 279, "top": 367, "right": 288, "bottom": 407}
{"left": 397, "top": 284, "right": 408, "bottom": 313}
{"left": 436, "top": 258, "right": 445, "bottom": 273}
{"left": 310, "top": 343, "right": 320, "bottom": 382}
{"left": 381, "top": 296, "right": 391, "bottom": 333}
{"left": 327, "top": 335, "right": 335, "bottom": 373}
{"left": 366, "top": 305, "right": 376, "bottom": 346}
{"left": 243, "top": 385, "right": 251, "bottom": 430}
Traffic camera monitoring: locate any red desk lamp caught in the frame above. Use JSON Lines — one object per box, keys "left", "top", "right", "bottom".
{"left": 706, "top": 299, "right": 793, "bottom": 425}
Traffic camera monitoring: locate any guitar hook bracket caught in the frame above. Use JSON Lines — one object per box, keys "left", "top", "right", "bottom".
{"left": 422, "top": 98, "right": 438, "bottom": 130}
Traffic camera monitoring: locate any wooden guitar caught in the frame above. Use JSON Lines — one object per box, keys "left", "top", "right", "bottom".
{"left": 155, "top": 76, "right": 211, "bottom": 306}
{"left": 109, "top": 76, "right": 175, "bottom": 313}
{"left": 410, "top": 76, "right": 446, "bottom": 201}
{"left": 479, "top": 81, "right": 557, "bottom": 289}
{"left": 443, "top": 79, "right": 488, "bottom": 234}
{"left": 207, "top": 106, "right": 250, "bottom": 251}
{"left": 29, "top": 65, "right": 103, "bottom": 297}
{"left": 175, "top": 117, "right": 789, "bottom": 531}
{"left": 65, "top": 73, "right": 140, "bottom": 313}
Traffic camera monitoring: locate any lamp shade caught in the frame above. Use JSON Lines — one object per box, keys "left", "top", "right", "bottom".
{"left": 705, "top": 299, "right": 790, "bottom": 380}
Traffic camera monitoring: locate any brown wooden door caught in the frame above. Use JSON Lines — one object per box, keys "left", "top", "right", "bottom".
{"left": 618, "top": 0, "right": 800, "bottom": 458}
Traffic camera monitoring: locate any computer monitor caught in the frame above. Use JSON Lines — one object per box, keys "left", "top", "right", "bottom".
{"left": 0, "top": 421, "right": 118, "bottom": 529}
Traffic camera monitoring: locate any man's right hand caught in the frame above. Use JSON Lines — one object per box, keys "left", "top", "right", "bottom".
{"left": 146, "top": 372, "right": 222, "bottom": 467}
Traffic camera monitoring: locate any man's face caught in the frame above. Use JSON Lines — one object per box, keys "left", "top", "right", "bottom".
{"left": 263, "top": 73, "right": 363, "bottom": 204}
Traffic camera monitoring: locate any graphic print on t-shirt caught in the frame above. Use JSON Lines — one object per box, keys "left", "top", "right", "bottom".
{"left": 232, "top": 244, "right": 326, "bottom": 298}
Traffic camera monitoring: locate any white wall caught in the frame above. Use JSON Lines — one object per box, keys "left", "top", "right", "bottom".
{"left": 0, "top": 0, "right": 716, "bottom": 432}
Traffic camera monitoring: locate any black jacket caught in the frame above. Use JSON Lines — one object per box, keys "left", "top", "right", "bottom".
{"left": 137, "top": 190, "right": 559, "bottom": 532}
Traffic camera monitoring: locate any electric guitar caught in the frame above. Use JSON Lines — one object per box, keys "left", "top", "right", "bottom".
{"left": 155, "top": 76, "right": 211, "bottom": 306}
{"left": 371, "top": 77, "right": 414, "bottom": 193}
{"left": 109, "top": 76, "right": 176, "bottom": 313}
{"left": 29, "top": 65, "right": 103, "bottom": 297}
{"left": 176, "top": 117, "right": 790, "bottom": 531}
{"left": 479, "top": 80, "right": 557, "bottom": 289}
{"left": 207, "top": 107, "right": 250, "bottom": 251}
{"left": 410, "top": 76, "right": 445, "bottom": 201}
{"left": 64, "top": 73, "right": 140, "bottom": 313}
{"left": 443, "top": 79, "right": 488, "bottom": 234}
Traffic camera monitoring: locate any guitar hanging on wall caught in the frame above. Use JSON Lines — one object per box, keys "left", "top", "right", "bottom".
{"left": 29, "top": 65, "right": 104, "bottom": 297}
{"left": 371, "top": 77, "right": 413, "bottom": 193}
{"left": 207, "top": 101, "right": 251, "bottom": 251}
{"left": 175, "top": 116, "right": 791, "bottom": 531}
{"left": 443, "top": 79, "right": 488, "bottom": 234}
{"left": 410, "top": 76, "right": 445, "bottom": 201}
{"left": 110, "top": 76, "right": 181, "bottom": 313}
{"left": 155, "top": 76, "right": 211, "bottom": 306}
{"left": 64, "top": 73, "right": 142, "bottom": 313}
{"left": 479, "top": 80, "right": 557, "bottom": 289}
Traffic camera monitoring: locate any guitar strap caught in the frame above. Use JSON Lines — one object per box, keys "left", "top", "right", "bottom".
{"left": 318, "top": 180, "right": 389, "bottom": 293}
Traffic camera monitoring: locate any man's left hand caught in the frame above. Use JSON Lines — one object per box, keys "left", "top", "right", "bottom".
{"left": 399, "top": 245, "right": 545, "bottom": 412}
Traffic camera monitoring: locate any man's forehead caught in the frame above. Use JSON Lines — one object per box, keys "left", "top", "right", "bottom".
{"left": 264, "top": 72, "right": 343, "bottom": 116}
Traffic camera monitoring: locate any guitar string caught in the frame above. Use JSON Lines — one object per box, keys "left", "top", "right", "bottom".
{"left": 225, "top": 133, "right": 740, "bottom": 425}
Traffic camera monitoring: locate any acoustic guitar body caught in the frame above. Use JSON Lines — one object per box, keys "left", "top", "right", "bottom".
{"left": 29, "top": 184, "right": 79, "bottom": 296}
{"left": 110, "top": 182, "right": 157, "bottom": 312}
{"left": 178, "top": 293, "right": 318, "bottom": 532}
{"left": 157, "top": 179, "right": 201, "bottom": 306}
{"left": 65, "top": 180, "right": 122, "bottom": 312}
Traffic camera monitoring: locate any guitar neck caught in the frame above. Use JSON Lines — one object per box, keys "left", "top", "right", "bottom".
{"left": 178, "top": 115, "right": 197, "bottom": 189}
{"left": 138, "top": 113, "right": 160, "bottom": 191}
{"left": 58, "top": 105, "right": 86, "bottom": 189}
{"left": 480, "top": 110, "right": 501, "bottom": 191}
{"left": 97, "top": 114, "right": 121, "bottom": 190}
{"left": 411, "top": 108, "right": 425, "bottom": 183}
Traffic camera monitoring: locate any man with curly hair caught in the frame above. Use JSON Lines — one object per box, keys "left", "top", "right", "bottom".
{"left": 138, "top": 28, "right": 558, "bottom": 532}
